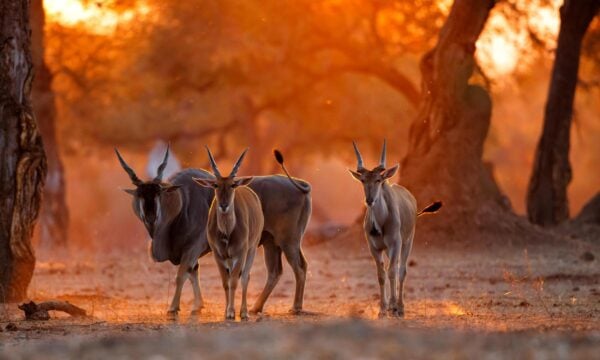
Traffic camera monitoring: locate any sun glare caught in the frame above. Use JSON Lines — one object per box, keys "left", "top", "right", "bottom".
{"left": 476, "top": 13, "right": 528, "bottom": 78}
{"left": 476, "top": 1, "right": 560, "bottom": 80}
{"left": 43, "top": 0, "right": 151, "bottom": 35}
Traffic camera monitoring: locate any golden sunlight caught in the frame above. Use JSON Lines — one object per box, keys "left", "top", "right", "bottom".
{"left": 445, "top": 303, "right": 467, "bottom": 316}
{"left": 476, "top": 13, "right": 528, "bottom": 78}
{"left": 43, "top": 0, "right": 151, "bottom": 35}
{"left": 476, "top": 1, "right": 560, "bottom": 80}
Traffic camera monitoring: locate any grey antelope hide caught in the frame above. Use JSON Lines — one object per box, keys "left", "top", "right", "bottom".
{"left": 194, "top": 147, "right": 264, "bottom": 320}
{"left": 117, "top": 147, "right": 312, "bottom": 317}
{"left": 349, "top": 140, "right": 441, "bottom": 317}
{"left": 116, "top": 146, "right": 215, "bottom": 317}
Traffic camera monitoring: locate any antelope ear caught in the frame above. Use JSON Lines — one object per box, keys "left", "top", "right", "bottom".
{"left": 235, "top": 176, "right": 253, "bottom": 187}
{"left": 161, "top": 185, "right": 181, "bottom": 193}
{"left": 123, "top": 189, "right": 137, "bottom": 196}
{"left": 381, "top": 164, "right": 399, "bottom": 179}
{"left": 193, "top": 177, "right": 215, "bottom": 188}
{"left": 348, "top": 169, "right": 362, "bottom": 181}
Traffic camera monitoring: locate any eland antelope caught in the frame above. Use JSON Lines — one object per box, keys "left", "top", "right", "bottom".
{"left": 115, "top": 146, "right": 215, "bottom": 317}
{"left": 194, "top": 147, "right": 264, "bottom": 320}
{"left": 349, "top": 140, "right": 441, "bottom": 317}
{"left": 246, "top": 150, "right": 311, "bottom": 314}
{"left": 117, "top": 146, "right": 312, "bottom": 318}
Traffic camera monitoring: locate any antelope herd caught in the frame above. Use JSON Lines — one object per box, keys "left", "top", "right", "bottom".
{"left": 116, "top": 140, "right": 440, "bottom": 320}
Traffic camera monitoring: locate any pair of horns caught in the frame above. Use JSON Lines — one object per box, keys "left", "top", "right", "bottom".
{"left": 115, "top": 144, "right": 170, "bottom": 185}
{"left": 205, "top": 145, "right": 248, "bottom": 179}
{"left": 353, "top": 139, "right": 387, "bottom": 170}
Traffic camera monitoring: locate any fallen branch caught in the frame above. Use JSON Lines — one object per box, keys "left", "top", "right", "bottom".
{"left": 18, "top": 301, "right": 87, "bottom": 320}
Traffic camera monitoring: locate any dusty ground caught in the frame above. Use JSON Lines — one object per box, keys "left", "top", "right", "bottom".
{"left": 0, "top": 231, "right": 598, "bottom": 358}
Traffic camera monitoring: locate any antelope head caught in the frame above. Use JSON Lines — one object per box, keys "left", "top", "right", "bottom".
{"left": 349, "top": 140, "right": 399, "bottom": 207}
{"left": 193, "top": 146, "right": 253, "bottom": 214}
{"left": 115, "top": 145, "right": 181, "bottom": 238}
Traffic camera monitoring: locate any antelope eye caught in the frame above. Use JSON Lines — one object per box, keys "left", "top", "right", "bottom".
{"left": 231, "top": 184, "right": 238, "bottom": 188}
{"left": 212, "top": 183, "right": 218, "bottom": 189}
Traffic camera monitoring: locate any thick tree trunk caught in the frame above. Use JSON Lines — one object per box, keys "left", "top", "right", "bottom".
{"left": 0, "top": 0, "right": 47, "bottom": 301}
{"left": 30, "top": 0, "right": 69, "bottom": 249}
{"left": 400, "top": 0, "right": 506, "bottom": 227}
{"left": 526, "top": 0, "right": 600, "bottom": 226}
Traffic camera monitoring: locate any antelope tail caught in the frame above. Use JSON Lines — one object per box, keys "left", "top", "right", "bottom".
{"left": 273, "top": 150, "right": 310, "bottom": 194}
{"left": 417, "top": 201, "right": 442, "bottom": 217}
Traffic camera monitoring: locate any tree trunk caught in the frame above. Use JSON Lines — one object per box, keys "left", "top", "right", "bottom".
{"left": 526, "top": 0, "right": 600, "bottom": 226}
{"left": 400, "top": 0, "right": 506, "bottom": 228}
{"left": 30, "top": 0, "right": 69, "bottom": 249}
{"left": 0, "top": 0, "right": 47, "bottom": 301}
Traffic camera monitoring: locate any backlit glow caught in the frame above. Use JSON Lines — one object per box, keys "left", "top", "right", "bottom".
{"left": 44, "top": 0, "right": 151, "bottom": 35}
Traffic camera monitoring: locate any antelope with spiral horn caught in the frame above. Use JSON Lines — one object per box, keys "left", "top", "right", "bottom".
{"left": 194, "top": 147, "right": 264, "bottom": 320}
{"left": 115, "top": 145, "right": 215, "bottom": 318}
{"left": 118, "top": 145, "right": 312, "bottom": 318}
{"left": 349, "top": 140, "right": 441, "bottom": 317}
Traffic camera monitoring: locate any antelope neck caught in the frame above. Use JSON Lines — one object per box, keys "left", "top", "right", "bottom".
{"left": 367, "top": 184, "right": 389, "bottom": 233}
{"left": 217, "top": 206, "right": 236, "bottom": 237}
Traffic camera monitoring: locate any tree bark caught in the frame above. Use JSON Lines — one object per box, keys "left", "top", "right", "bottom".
{"left": 30, "top": 0, "right": 69, "bottom": 248}
{"left": 0, "top": 0, "right": 47, "bottom": 302}
{"left": 526, "top": 0, "right": 600, "bottom": 226}
{"left": 400, "top": 0, "right": 505, "bottom": 222}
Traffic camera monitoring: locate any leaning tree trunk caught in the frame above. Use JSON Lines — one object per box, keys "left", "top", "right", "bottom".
{"left": 526, "top": 0, "right": 600, "bottom": 226}
{"left": 400, "top": 0, "right": 508, "bottom": 233}
{"left": 0, "top": 0, "right": 47, "bottom": 301}
{"left": 31, "top": 0, "right": 69, "bottom": 249}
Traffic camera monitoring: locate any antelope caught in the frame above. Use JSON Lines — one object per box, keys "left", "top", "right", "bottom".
{"left": 246, "top": 150, "right": 311, "bottom": 315}
{"left": 193, "top": 147, "right": 264, "bottom": 320}
{"left": 115, "top": 146, "right": 215, "bottom": 317}
{"left": 117, "top": 146, "right": 312, "bottom": 317}
{"left": 349, "top": 140, "right": 441, "bottom": 317}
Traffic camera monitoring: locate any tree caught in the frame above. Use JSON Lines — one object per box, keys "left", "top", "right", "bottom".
{"left": 527, "top": 0, "right": 600, "bottom": 226}
{"left": 0, "top": 0, "right": 47, "bottom": 301}
{"left": 31, "top": 0, "right": 69, "bottom": 249}
{"left": 400, "top": 0, "right": 508, "bottom": 234}
{"left": 45, "top": 0, "right": 438, "bottom": 172}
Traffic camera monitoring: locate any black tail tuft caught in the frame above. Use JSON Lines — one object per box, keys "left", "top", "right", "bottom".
{"left": 273, "top": 149, "right": 310, "bottom": 194}
{"left": 274, "top": 149, "right": 284, "bottom": 165}
{"left": 418, "top": 201, "right": 442, "bottom": 216}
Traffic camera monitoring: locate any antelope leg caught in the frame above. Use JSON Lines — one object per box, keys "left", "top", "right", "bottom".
{"left": 189, "top": 264, "right": 204, "bottom": 314}
{"left": 283, "top": 243, "right": 308, "bottom": 314}
{"left": 397, "top": 232, "right": 414, "bottom": 316}
{"left": 240, "top": 248, "right": 257, "bottom": 320}
{"left": 369, "top": 245, "right": 387, "bottom": 318}
{"left": 168, "top": 265, "right": 190, "bottom": 316}
{"left": 251, "top": 240, "right": 282, "bottom": 314}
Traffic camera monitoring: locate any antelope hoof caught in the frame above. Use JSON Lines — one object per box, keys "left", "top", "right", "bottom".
{"left": 378, "top": 310, "right": 387, "bottom": 319}
{"left": 288, "top": 307, "right": 304, "bottom": 315}
{"left": 390, "top": 308, "right": 404, "bottom": 318}
{"left": 249, "top": 307, "right": 262, "bottom": 315}
{"left": 225, "top": 309, "right": 235, "bottom": 321}
{"left": 388, "top": 304, "right": 404, "bottom": 318}
{"left": 166, "top": 310, "right": 179, "bottom": 320}
{"left": 240, "top": 311, "right": 249, "bottom": 321}
{"left": 395, "top": 305, "right": 405, "bottom": 318}
{"left": 190, "top": 309, "right": 201, "bottom": 316}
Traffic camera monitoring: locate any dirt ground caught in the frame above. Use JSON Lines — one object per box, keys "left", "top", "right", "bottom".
{"left": 0, "top": 230, "right": 598, "bottom": 359}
